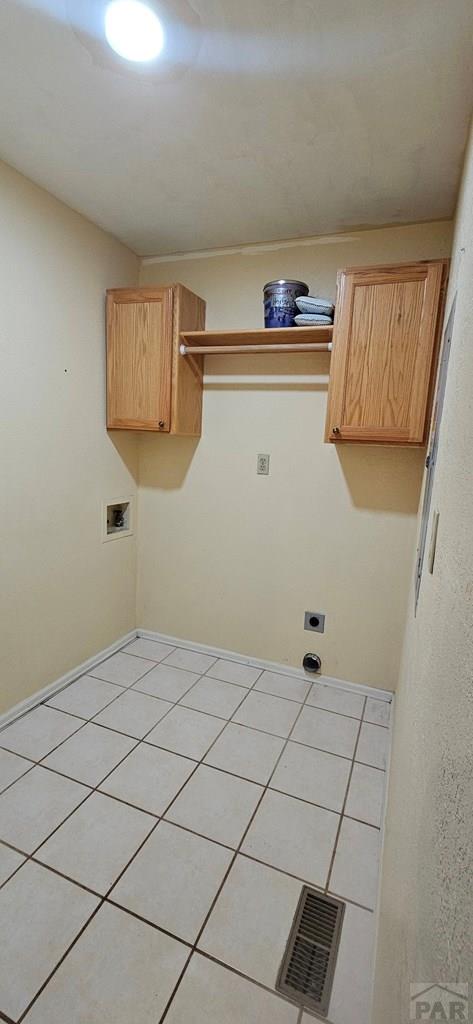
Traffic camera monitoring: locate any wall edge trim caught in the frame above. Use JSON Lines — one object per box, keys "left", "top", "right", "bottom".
{"left": 0, "top": 630, "right": 138, "bottom": 731}
{"left": 368, "top": 689, "right": 395, "bottom": 1021}
{"left": 141, "top": 219, "right": 452, "bottom": 265}
{"left": 138, "top": 628, "right": 393, "bottom": 701}
{"left": 0, "top": 626, "right": 393, "bottom": 733}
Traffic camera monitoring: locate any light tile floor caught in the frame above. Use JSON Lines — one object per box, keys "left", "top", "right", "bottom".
{"left": 0, "top": 638, "right": 391, "bottom": 1024}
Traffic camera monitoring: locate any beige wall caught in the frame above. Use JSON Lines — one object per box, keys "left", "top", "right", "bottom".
{"left": 0, "top": 177, "right": 456, "bottom": 718}
{"left": 138, "top": 221, "right": 452, "bottom": 689}
{"left": 0, "top": 160, "right": 139, "bottom": 715}
{"left": 373, "top": 127, "right": 473, "bottom": 1020}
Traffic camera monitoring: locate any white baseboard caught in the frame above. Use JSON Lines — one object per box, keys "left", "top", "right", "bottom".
{"left": 368, "top": 688, "right": 395, "bottom": 1021}
{"left": 0, "top": 625, "right": 393, "bottom": 732}
{"left": 138, "top": 628, "right": 393, "bottom": 702}
{"left": 0, "top": 631, "right": 138, "bottom": 732}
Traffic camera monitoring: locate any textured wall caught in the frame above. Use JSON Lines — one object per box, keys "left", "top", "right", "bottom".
{"left": 373, "top": 124, "right": 473, "bottom": 1021}
{"left": 0, "top": 161, "right": 139, "bottom": 714}
{"left": 138, "top": 222, "right": 452, "bottom": 689}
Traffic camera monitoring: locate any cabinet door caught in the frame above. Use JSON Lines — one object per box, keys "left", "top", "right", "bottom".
{"left": 325, "top": 261, "right": 447, "bottom": 445}
{"left": 107, "top": 288, "right": 173, "bottom": 430}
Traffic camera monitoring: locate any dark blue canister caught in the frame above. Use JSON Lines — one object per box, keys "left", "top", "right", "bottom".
{"left": 263, "top": 279, "right": 309, "bottom": 328}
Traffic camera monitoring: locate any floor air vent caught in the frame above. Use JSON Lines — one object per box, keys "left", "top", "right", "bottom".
{"left": 276, "top": 886, "right": 345, "bottom": 1016}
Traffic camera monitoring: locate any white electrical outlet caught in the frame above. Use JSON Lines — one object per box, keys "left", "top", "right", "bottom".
{"left": 257, "top": 453, "right": 270, "bottom": 475}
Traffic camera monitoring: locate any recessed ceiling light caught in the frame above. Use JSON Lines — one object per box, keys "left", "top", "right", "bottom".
{"left": 105, "top": 0, "right": 164, "bottom": 63}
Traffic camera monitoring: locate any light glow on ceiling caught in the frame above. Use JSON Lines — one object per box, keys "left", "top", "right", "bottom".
{"left": 104, "top": 0, "right": 164, "bottom": 62}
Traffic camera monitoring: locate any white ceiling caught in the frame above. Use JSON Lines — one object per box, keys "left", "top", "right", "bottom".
{"left": 0, "top": 0, "right": 472, "bottom": 255}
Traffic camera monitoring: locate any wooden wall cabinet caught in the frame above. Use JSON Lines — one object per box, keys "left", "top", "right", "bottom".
{"left": 106, "top": 284, "right": 206, "bottom": 435}
{"left": 325, "top": 260, "right": 448, "bottom": 445}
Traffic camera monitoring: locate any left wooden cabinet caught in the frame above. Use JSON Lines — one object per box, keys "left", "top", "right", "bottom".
{"left": 106, "top": 284, "right": 206, "bottom": 435}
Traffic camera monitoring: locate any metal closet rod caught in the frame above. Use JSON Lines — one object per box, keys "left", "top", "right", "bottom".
{"left": 180, "top": 342, "right": 333, "bottom": 355}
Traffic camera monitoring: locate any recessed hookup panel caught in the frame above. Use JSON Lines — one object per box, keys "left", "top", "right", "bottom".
{"left": 304, "top": 611, "right": 325, "bottom": 633}
{"left": 102, "top": 497, "right": 134, "bottom": 542}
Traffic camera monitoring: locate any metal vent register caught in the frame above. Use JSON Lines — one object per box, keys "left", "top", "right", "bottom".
{"left": 277, "top": 887, "right": 345, "bottom": 1016}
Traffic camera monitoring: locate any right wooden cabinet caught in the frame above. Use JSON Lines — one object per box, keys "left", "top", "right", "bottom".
{"left": 325, "top": 260, "right": 448, "bottom": 445}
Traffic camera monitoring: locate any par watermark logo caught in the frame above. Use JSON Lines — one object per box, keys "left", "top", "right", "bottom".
{"left": 410, "top": 984, "right": 468, "bottom": 1021}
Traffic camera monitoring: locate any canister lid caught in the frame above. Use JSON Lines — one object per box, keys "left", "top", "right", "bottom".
{"left": 263, "top": 279, "right": 309, "bottom": 290}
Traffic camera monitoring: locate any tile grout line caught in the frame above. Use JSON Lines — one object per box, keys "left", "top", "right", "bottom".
{"left": 0, "top": 646, "right": 387, "bottom": 1020}
{"left": 0, "top": 761, "right": 38, "bottom": 803}
{"left": 100, "top": 671, "right": 260, "bottom": 896}
{"left": 80, "top": 651, "right": 263, "bottom": 736}
{"left": 156, "top": 670, "right": 319, "bottom": 1024}
{"left": 0, "top": 744, "right": 131, "bottom": 894}
{"left": 0, "top": 669, "right": 288, "bottom": 874}
{"left": 324, "top": 696, "right": 368, "bottom": 894}
{"left": 0, "top": 647, "right": 214, "bottom": 812}
{"left": 193, "top": 948, "right": 315, "bottom": 1015}
{"left": 135, "top": 636, "right": 393, "bottom": 704}
{"left": 44, "top": 701, "right": 390, "bottom": 753}
{"left": 8, "top": 759, "right": 380, "bottom": 1016}
{"left": 0, "top": 821, "right": 377, "bottom": 917}
{"left": 0, "top": 717, "right": 387, "bottom": 774}
{"left": 62, "top": 649, "right": 389, "bottom": 724}
{"left": 29, "top": 670, "right": 211, "bottom": 860}
{"left": 125, "top": 649, "right": 262, "bottom": 689}
{"left": 0, "top": 1010, "right": 16, "bottom": 1024}
{"left": 16, "top": 900, "right": 105, "bottom": 1023}
{"left": 0, "top": 638, "right": 390, "bottom": 739}
{"left": 0, "top": 641, "right": 173, "bottom": 739}
{"left": 121, "top": 642, "right": 390, "bottom": 724}
{"left": 181, "top": 687, "right": 309, "bottom": 710}
{"left": 4, "top": 855, "right": 369, "bottom": 1024}
{"left": 3, "top": 650, "right": 174, "bottom": 768}
{"left": 0, "top": 661, "right": 382, "bottom": 881}
{"left": 0, "top": 646, "right": 388, "bottom": 770}
{"left": 0, "top": 727, "right": 156, "bottom": 895}
{"left": 0, "top": 691, "right": 382, "bottom": 899}
{"left": 0, "top": 661, "right": 201, "bottom": 898}
{"left": 0, "top": 649, "right": 267, "bottom": 802}
{"left": 13, "top": 668, "right": 257, "bottom": 1023}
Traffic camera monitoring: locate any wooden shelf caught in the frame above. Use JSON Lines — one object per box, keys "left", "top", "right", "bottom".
{"left": 179, "top": 325, "right": 333, "bottom": 355}
{"left": 181, "top": 325, "right": 333, "bottom": 346}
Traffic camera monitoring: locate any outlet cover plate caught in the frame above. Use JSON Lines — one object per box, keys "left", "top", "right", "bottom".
{"left": 304, "top": 611, "right": 325, "bottom": 634}
{"left": 257, "top": 453, "right": 270, "bottom": 475}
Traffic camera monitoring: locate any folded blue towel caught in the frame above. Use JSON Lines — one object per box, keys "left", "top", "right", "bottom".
{"left": 296, "top": 295, "right": 334, "bottom": 316}
{"left": 294, "top": 313, "right": 333, "bottom": 325}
